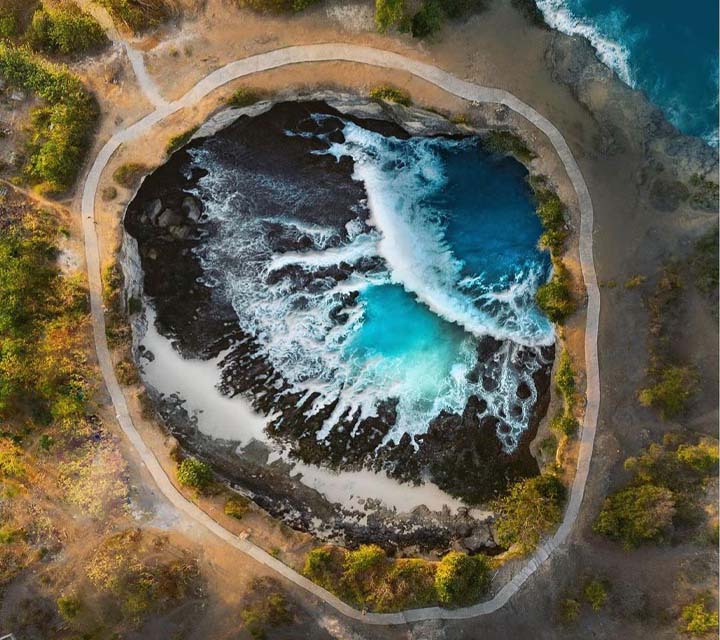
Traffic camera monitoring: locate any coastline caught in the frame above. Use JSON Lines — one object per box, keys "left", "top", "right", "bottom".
{"left": 121, "top": 95, "right": 559, "bottom": 551}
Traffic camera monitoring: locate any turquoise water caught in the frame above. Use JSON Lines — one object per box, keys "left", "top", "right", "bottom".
{"left": 536, "top": 0, "right": 719, "bottom": 144}
{"left": 191, "top": 116, "right": 552, "bottom": 450}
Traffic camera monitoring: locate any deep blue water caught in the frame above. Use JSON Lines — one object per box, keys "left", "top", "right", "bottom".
{"left": 191, "top": 118, "right": 552, "bottom": 450}
{"left": 536, "top": 0, "right": 719, "bottom": 144}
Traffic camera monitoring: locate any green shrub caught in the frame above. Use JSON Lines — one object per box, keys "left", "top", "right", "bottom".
{"left": 638, "top": 365, "right": 699, "bottom": 419}
{"left": 0, "top": 11, "right": 18, "bottom": 38}
{"left": 372, "top": 558, "right": 437, "bottom": 611}
{"left": 224, "top": 496, "right": 249, "bottom": 520}
{"left": 555, "top": 348, "right": 575, "bottom": 398}
{"left": 680, "top": 595, "right": 719, "bottom": 635}
{"left": 101, "top": 185, "right": 117, "bottom": 201}
{"left": 342, "top": 544, "right": 388, "bottom": 605}
{"left": 176, "top": 457, "right": 212, "bottom": 490}
{"left": 536, "top": 259, "right": 575, "bottom": 323}
{"left": 375, "top": 0, "right": 405, "bottom": 31}
{"left": 0, "top": 525, "right": 17, "bottom": 543}
{"left": 241, "top": 589, "right": 293, "bottom": 640}
{"left": 57, "top": 594, "right": 81, "bottom": 620}
{"left": 94, "top": 0, "right": 170, "bottom": 33}
{"left": 302, "top": 546, "right": 345, "bottom": 591}
{"left": 369, "top": 84, "right": 411, "bottom": 106}
{"left": 112, "top": 162, "right": 146, "bottom": 188}
{"left": 624, "top": 274, "right": 646, "bottom": 289}
{"left": 28, "top": 4, "right": 107, "bottom": 55}
{"left": 559, "top": 597, "right": 580, "bottom": 623}
{"left": 550, "top": 410, "right": 577, "bottom": 437}
{"left": 228, "top": 87, "right": 262, "bottom": 108}
{"left": 594, "top": 483, "right": 675, "bottom": 549}
{"left": 166, "top": 126, "right": 199, "bottom": 155}
{"left": 583, "top": 579, "right": 608, "bottom": 611}
{"left": 434, "top": 551, "right": 490, "bottom": 606}
{"left": 690, "top": 225, "right": 718, "bottom": 296}
{"left": 531, "top": 187, "right": 568, "bottom": 257}
{"left": 494, "top": 473, "right": 566, "bottom": 553}
{"left": 0, "top": 44, "right": 98, "bottom": 190}
{"left": 411, "top": 0, "right": 444, "bottom": 37}
{"left": 485, "top": 130, "right": 536, "bottom": 163}
{"left": 235, "top": 0, "right": 320, "bottom": 13}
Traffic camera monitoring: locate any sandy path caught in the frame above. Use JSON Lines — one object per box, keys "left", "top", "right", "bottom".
{"left": 80, "top": 42, "right": 600, "bottom": 624}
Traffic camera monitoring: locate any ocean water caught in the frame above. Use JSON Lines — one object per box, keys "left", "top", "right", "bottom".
{"left": 535, "top": 0, "right": 719, "bottom": 144}
{"left": 188, "top": 115, "right": 552, "bottom": 451}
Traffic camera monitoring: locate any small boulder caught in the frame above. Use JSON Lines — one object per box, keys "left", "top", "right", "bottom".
{"left": 144, "top": 199, "right": 163, "bottom": 224}
{"left": 157, "top": 208, "right": 183, "bottom": 227}
{"left": 181, "top": 196, "right": 202, "bottom": 223}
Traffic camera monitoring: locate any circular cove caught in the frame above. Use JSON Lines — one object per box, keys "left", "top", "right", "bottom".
{"left": 123, "top": 97, "right": 557, "bottom": 550}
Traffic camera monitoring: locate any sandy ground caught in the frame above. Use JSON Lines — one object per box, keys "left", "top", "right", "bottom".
{"left": 8, "top": 0, "right": 712, "bottom": 637}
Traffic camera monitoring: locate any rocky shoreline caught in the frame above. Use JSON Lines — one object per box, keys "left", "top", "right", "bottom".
{"left": 122, "top": 96, "right": 555, "bottom": 553}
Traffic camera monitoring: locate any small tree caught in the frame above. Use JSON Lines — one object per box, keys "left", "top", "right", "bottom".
{"left": 583, "top": 579, "right": 608, "bottom": 611}
{"left": 494, "top": 473, "right": 566, "bottom": 553}
{"left": 434, "top": 551, "right": 490, "bottom": 606}
{"left": 594, "top": 484, "right": 675, "bottom": 549}
{"left": 176, "top": 457, "right": 212, "bottom": 490}
{"left": 639, "top": 365, "right": 699, "bottom": 419}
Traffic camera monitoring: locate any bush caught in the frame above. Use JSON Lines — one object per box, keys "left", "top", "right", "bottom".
{"left": 369, "top": 84, "right": 411, "bottom": 106}
{"left": 550, "top": 410, "right": 577, "bottom": 437}
{"left": 555, "top": 348, "right": 575, "bottom": 398}
{"left": 0, "top": 12, "right": 17, "bottom": 38}
{"left": 57, "top": 594, "right": 81, "bottom": 620}
{"left": 0, "top": 44, "right": 98, "bottom": 191}
{"left": 302, "top": 546, "right": 344, "bottom": 591}
{"left": 583, "top": 579, "right": 608, "bottom": 611}
{"left": 228, "top": 87, "right": 262, "bottom": 108}
{"left": 372, "top": 559, "right": 437, "bottom": 611}
{"left": 224, "top": 496, "right": 249, "bottom": 520}
{"left": 375, "top": 0, "right": 405, "bottom": 32}
{"left": 434, "top": 551, "right": 490, "bottom": 607}
{"left": 559, "top": 597, "right": 580, "bottom": 623}
{"left": 536, "top": 258, "right": 575, "bottom": 323}
{"left": 112, "top": 162, "right": 146, "bottom": 188}
{"left": 176, "top": 457, "right": 212, "bottom": 490}
{"left": 680, "top": 595, "right": 719, "bottom": 635}
{"left": 94, "top": 0, "right": 171, "bottom": 34}
{"left": 494, "top": 473, "right": 566, "bottom": 553}
{"left": 594, "top": 484, "right": 675, "bottom": 549}
{"left": 485, "top": 130, "right": 535, "bottom": 163}
{"left": 27, "top": 4, "right": 107, "bottom": 55}
{"left": 236, "top": 0, "right": 320, "bottom": 13}
{"left": 241, "top": 586, "right": 293, "bottom": 639}
{"left": 342, "top": 544, "right": 388, "bottom": 605}
{"left": 101, "top": 185, "right": 117, "bottom": 201}
{"left": 690, "top": 225, "right": 718, "bottom": 296}
{"left": 411, "top": 0, "right": 444, "bottom": 37}
{"left": 638, "top": 365, "right": 699, "bottom": 419}
{"left": 166, "top": 126, "right": 198, "bottom": 155}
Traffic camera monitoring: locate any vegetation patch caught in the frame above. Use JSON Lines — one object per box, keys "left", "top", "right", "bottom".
{"left": 303, "top": 544, "right": 489, "bottom": 611}
{"left": 27, "top": 3, "right": 107, "bottom": 56}
{"left": 224, "top": 495, "right": 249, "bottom": 520}
{"left": 536, "top": 257, "right": 576, "bottom": 323}
{"left": 485, "top": 130, "right": 536, "bottom": 164}
{"left": 369, "top": 84, "right": 411, "bottom": 106}
{"left": 240, "top": 577, "right": 293, "bottom": 639}
{"left": 689, "top": 225, "right": 718, "bottom": 300}
{"left": 594, "top": 433, "right": 718, "bottom": 549}
{"left": 493, "top": 472, "right": 566, "bottom": 554}
{"left": 434, "top": 551, "right": 490, "bottom": 607}
{"left": 638, "top": 364, "right": 699, "bottom": 419}
{"left": 94, "top": 0, "right": 172, "bottom": 34}
{"left": 112, "top": 162, "right": 147, "bottom": 189}
{"left": 680, "top": 594, "right": 719, "bottom": 636}
{"left": 583, "top": 579, "right": 608, "bottom": 611}
{"left": 0, "top": 44, "right": 98, "bottom": 191}
{"left": 176, "top": 456, "right": 213, "bottom": 491}
{"left": 166, "top": 125, "right": 199, "bottom": 156}
{"left": 235, "top": 0, "right": 321, "bottom": 13}
{"left": 86, "top": 528, "right": 200, "bottom": 624}
{"left": 228, "top": 86, "right": 263, "bottom": 108}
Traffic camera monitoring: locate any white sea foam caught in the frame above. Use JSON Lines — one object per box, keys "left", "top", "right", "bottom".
{"left": 184, "top": 118, "right": 552, "bottom": 452}
{"left": 535, "top": 0, "right": 635, "bottom": 86}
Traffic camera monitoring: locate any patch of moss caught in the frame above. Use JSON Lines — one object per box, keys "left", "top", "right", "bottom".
{"left": 369, "top": 84, "right": 411, "bottom": 106}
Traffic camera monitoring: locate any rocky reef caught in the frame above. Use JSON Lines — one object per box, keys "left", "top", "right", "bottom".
{"left": 123, "top": 97, "right": 555, "bottom": 552}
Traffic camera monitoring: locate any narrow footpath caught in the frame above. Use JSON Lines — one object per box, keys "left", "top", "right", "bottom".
{"left": 79, "top": 41, "right": 601, "bottom": 625}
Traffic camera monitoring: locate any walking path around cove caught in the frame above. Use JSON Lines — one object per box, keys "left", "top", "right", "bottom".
{"left": 79, "top": 41, "right": 601, "bottom": 625}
